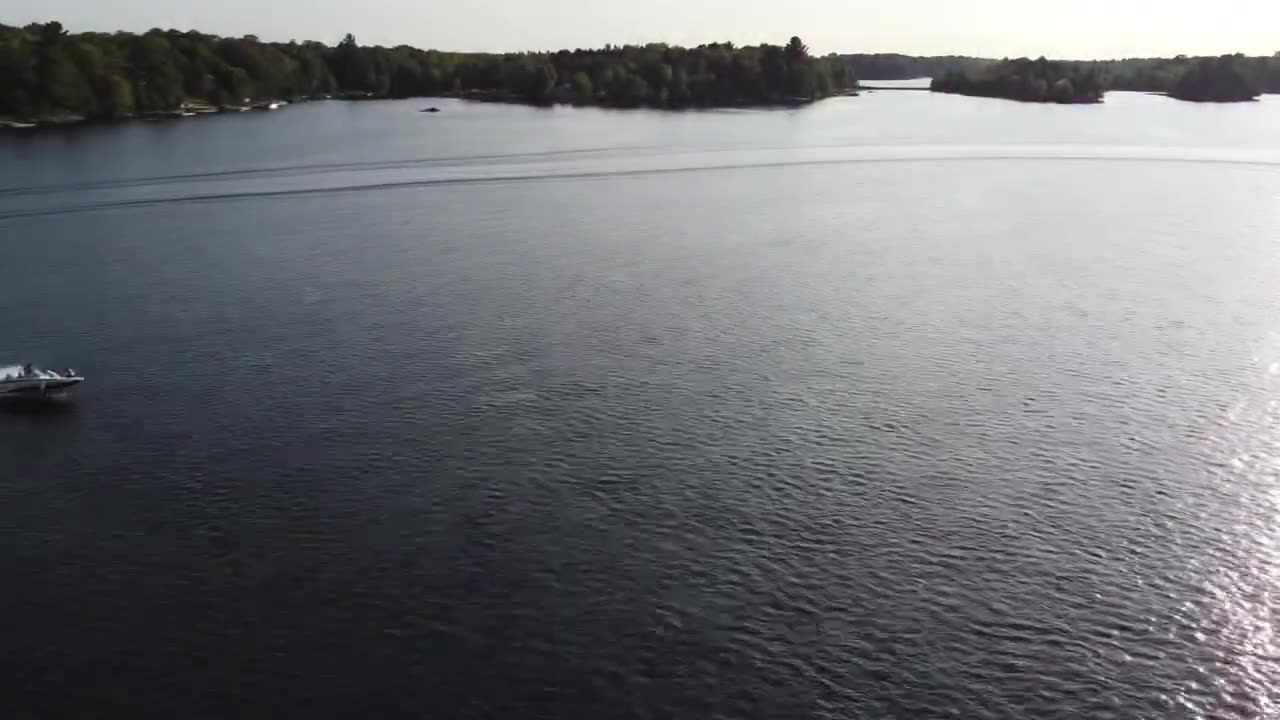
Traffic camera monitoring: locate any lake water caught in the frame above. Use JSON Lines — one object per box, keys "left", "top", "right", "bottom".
{"left": 3, "top": 90, "right": 1280, "bottom": 718}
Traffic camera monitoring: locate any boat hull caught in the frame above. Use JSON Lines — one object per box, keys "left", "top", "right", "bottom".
{"left": 0, "top": 377, "right": 83, "bottom": 401}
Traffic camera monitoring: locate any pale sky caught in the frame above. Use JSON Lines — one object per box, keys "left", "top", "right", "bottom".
{"left": 3, "top": 0, "right": 1278, "bottom": 59}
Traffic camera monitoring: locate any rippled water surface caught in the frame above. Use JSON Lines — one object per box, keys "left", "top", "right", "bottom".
{"left": 3, "top": 91, "right": 1280, "bottom": 718}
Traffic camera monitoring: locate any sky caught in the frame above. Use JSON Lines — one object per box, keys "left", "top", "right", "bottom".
{"left": 4, "top": 0, "right": 1279, "bottom": 59}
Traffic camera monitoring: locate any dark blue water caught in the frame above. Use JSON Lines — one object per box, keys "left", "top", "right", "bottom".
{"left": 3, "top": 93, "right": 1280, "bottom": 718}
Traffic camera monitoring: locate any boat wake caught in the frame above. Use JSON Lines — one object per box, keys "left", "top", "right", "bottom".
{"left": 2, "top": 150, "right": 1279, "bottom": 223}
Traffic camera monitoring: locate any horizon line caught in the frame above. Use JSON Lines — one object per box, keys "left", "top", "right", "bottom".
{"left": 5, "top": 17, "right": 1276, "bottom": 63}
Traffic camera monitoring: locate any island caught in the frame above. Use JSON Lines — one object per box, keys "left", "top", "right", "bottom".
{"left": 1167, "top": 55, "right": 1260, "bottom": 102}
{"left": 921, "top": 53, "right": 1274, "bottom": 104}
{"left": 0, "top": 22, "right": 856, "bottom": 126}
{"left": 930, "top": 57, "right": 1103, "bottom": 103}
{"left": 838, "top": 54, "right": 992, "bottom": 82}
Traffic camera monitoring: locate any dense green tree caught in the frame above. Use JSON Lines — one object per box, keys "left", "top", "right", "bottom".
{"left": 331, "top": 33, "right": 375, "bottom": 92}
{"left": 0, "top": 29, "right": 37, "bottom": 117}
{"left": 94, "top": 74, "right": 134, "bottom": 118}
{"left": 669, "top": 67, "right": 690, "bottom": 104}
{"left": 844, "top": 51, "right": 1280, "bottom": 99}
{"left": 43, "top": 49, "right": 93, "bottom": 113}
{"left": 623, "top": 75, "right": 651, "bottom": 106}
{"left": 838, "top": 54, "right": 993, "bottom": 81}
{"left": 530, "top": 61, "right": 557, "bottom": 102}
{"left": 1169, "top": 55, "right": 1260, "bottom": 101}
{"left": 129, "top": 32, "right": 184, "bottom": 111}
{"left": 29, "top": 21, "right": 93, "bottom": 115}
{"left": 913, "top": 51, "right": 1277, "bottom": 101}
{"left": 785, "top": 36, "right": 809, "bottom": 63}
{"left": 788, "top": 63, "right": 815, "bottom": 98}
{"left": 4, "top": 22, "right": 1278, "bottom": 121}
{"left": 571, "top": 71, "right": 593, "bottom": 103}
{"left": 1051, "top": 77, "right": 1074, "bottom": 103}
{"left": 931, "top": 57, "right": 1103, "bottom": 103}
{"left": 0, "top": 24, "right": 854, "bottom": 121}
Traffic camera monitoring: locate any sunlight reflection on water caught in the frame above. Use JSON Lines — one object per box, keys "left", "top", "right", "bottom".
{"left": 1192, "top": 332, "right": 1280, "bottom": 717}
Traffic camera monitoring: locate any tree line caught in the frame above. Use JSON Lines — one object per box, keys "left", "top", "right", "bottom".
{"left": 928, "top": 54, "right": 1268, "bottom": 103}
{"left": 0, "top": 22, "right": 856, "bottom": 121}
{"left": 1108, "top": 55, "right": 1265, "bottom": 101}
{"left": 512, "top": 37, "right": 854, "bottom": 107}
{"left": 930, "top": 57, "right": 1105, "bottom": 103}
{"left": 838, "top": 54, "right": 992, "bottom": 81}
{"left": 1166, "top": 56, "right": 1259, "bottom": 101}
{"left": 852, "top": 50, "right": 1280, "bottom": 97}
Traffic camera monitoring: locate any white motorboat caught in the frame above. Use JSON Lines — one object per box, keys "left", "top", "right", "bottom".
{"left": 0, "top": 363, "right": 83, "bottom": 400}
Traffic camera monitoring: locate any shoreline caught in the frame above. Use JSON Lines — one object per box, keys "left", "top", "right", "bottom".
{"left": 8, "top": 85, "right": 1268, "bottom": 131}
{"left": 0, "top": 90, "right": 862, "bottom": 130}
{"left": 0, "top": 99, "right": 308, "bottom": 130}
{"left": 930, "top": 88, "right": 1262, "bottom": 104}
{"left": 928, "top": 88, "right": 1104, "bottom": 104}
{"left": 436, "top": 87, "right": 858, "bottom": 108}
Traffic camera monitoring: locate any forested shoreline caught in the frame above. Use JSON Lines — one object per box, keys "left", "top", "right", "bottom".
{"left": 930, "top": 58, "right": 1104, "bottom": 103}
{"left": 3, "top": 20, "right": 1277, "bottom": 125}
{"left": 1165, "top": 56, "right": 1261, "bottom": 101}
{"left": 923, "top": 53, "right": 1273, "bottom": 103}
{"left": 838, "top": 54, "right": 994, "bottom": 81}
{"left": 0, "top": 22, "right": 854, "bottom": 124}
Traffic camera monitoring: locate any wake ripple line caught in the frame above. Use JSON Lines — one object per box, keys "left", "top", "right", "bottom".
{"left": 1, "top": 153, "right": 1278, "bottom": 222}
{"left": 0, "top": 145, "right": 657, "bottom": 198}
{"left": 0, "top": 139, "right": 923, "bottom": 197}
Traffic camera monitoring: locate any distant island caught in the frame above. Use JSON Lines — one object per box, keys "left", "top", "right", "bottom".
{"left": 930, "top": 57, "right": 1103, "bottom": 103}
{"left": 918, "top": 53, "right": 1272, "bottom": 103}
{"left": 1167, "top": 56, "right": 1260, "bottom": 102}
{"left": 837, "top": 54, "right": 994, "bottom": 82}
{"left": 0, "top": 22, "right": 855, "bottom": 125}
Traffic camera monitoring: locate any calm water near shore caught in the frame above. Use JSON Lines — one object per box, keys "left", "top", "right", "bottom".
{"left": 3, "top": 90, "right": 1280, "bottom": 718}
